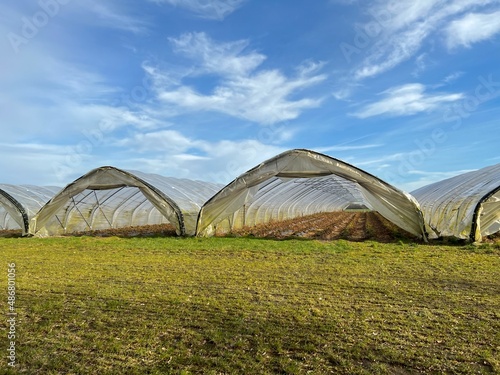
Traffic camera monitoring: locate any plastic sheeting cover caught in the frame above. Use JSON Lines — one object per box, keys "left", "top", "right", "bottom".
{"left": 206, "top": 175, "right": 368, "bottom": 230}
{"left": 411, "top": 163, "right": 500, "bottom": 241}
{"left": 30, "top": 167, "right": 223, "bottom": 236}
{"left": 197, "top": 149, "right": 426, "bottom": 238}
{"left": 0, "top": 185, "right": 60, "bottom": 235}
{"left": 481, "top": 190, "right": 500, "bottom": 237}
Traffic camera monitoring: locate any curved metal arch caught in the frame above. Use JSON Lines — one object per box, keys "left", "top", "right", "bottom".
{"left": 470, "top": 185, "right": 500, "bottom": 242}
{"left": 30, "top": 166, "right": 185, "bottom": 236}
{"left": 196, "top": 149, "right": 427, "bottom": 239}
{"left": 0, "top": 188, "right": 29, "bottom": 235}
{"left": 112, "top": 189, "right": 146, "bottom": 228}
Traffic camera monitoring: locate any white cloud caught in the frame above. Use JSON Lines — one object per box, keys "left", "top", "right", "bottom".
{"left": 0, "top": 23, "right": 163, "bottom": 143}
{"left": 412, "top": 53, "right": 429, "bottom": 78}
{"left": 443, "top": 71, "right": 464, "bottom": 83}
{"left": 169, "top": 32, "right": 265, "bottom": 77}
{"left": 115, "top": 129, "right": 203, "bottom": 153}
{"left": 296, "top": 60, "right": 327, "bottom": 77}
{"left": 332, "top": 89, "right": 352, "bottom": 100}
{"left": 111, "top": 130, "right": 284, "bottom": 183}
{"left": 172, "top": 154, "right": 209, "bottom": 161}
{"left": 189, "top": 139, "right": 285, "bottom": 183}
{"left": 1, "top": 1, "right": 149, "bottom": 36}
{"left": 330, "top": 0, "right": 358, "bottom": 4}
{"left": 353, "top": 0, "right": 500, "bottom": 79}
{"left": 349, "top": 152, "right": 408, "bottom": 168}
{"left": 355, "top": 21, "right": 432, "bottom": 80}
{"left": 445, "top": 11, "right": 500, "bottom": 49}
{"left": 150, "top": 0, "right": 245, "bottom": 20}
{"left": 83, "top": 2, "right": 150, "bottom": 34}
{"left": 352, "top": 83, "right": 463, "bottom": 118}
{"left": 1, "top": 126, "right": 279, "bottom": 186}
{"left": 0, "top": 142, "right": 85, "bottom": 186}
{"left": 0, "top": 5, "right": 164, "bottom": 184}
{"left": 0, "top": 16, "right": 290, "bottom": 186}
{"left": 0, "top": 142, "right": 70, "bottom": 155}
{"left": 150, "top": 32, "right": 326, "bottom": 124}
{"left": 332, "top": 81, "right": 363, "bottom": 101}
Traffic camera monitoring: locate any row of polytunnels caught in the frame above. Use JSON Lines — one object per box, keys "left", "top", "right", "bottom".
{"left": 1, "top": 150, "right": 499, "bottom": 242}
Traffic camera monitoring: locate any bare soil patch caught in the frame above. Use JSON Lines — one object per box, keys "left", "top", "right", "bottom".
{"left": 223, "top": 211, "right": 417, "bottom": 242}
{"left": 0, "top": 229, "right": 22, "bottom": 238}
{"left": 63, "top": 223, "right": 178, "bottom": 238}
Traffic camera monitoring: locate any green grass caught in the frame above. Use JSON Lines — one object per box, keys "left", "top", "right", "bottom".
{"left": 0, "top": 237, "right": 499, "bottom": 374}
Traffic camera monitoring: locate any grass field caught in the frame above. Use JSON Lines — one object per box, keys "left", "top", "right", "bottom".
{"left": 1, "top": 236, "right": 499, "bottom": 374}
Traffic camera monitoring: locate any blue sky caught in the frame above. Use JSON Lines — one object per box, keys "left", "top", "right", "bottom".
{"left": 1, "top": 0, "right": 499, "bottom": 191}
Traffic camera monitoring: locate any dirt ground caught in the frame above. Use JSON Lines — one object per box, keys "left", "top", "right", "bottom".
{"left": 1, "top": 212, "right": 499, "bottom": 243}
{"left": 0, "top": 229, "right": 22, "bottom": 238}
{"left": 0, "top": 224, "right": 177, "bottom": 238}
{"left": 221, "top": 211, "right": 417, "bottom": 242}
{"left": 64, "top": 223, "right": 178, "bottom": 238}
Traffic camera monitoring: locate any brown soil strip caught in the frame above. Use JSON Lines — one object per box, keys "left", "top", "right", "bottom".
{"left": 229, "top": 212, "right": 417, "bottom": 242}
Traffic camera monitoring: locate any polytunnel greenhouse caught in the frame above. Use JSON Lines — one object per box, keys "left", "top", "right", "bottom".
{"left": 30, "top": 166, "right": 223, "bottom": 237}
{"left": 196, "top": 149, "right": 427, "bottom": 239}
{"left": 412, "top": 162, "right": 500, "bottom": 242}
{"left": 0, "top": 184, "right": 61, "bottom": 235}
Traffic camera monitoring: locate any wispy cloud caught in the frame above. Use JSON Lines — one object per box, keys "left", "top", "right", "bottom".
{"left": 332, "top": 81, "right": 363, "bottom": 101}
{"left": 353, "top": 0, "right": 500, "bottom": 80}
{"left": 1, "top": 43, "right": 132, "bottom": 140}
{"left": 150, "top": 0, "right": 245, "bottom": 20}
{"left": 113, "top": 129, "right": 285, "bottom": 182}
{"left": 411, "top": 53, "right": 429, "bottom": 78}
{"left": 355, "top": 21, "right": 432, "bottom": 80}
{"left": 330, "top": 0, "right": 358, "bottom": 4}
{"left": 54, "top": 1, "right": 151, "bottom": 34}
{"left": 0, "top": 142, "right": 70, "bottom": 154}
{"left": 168, "top": 32, "right": 265, "bottom": 77}
{"left": 149, "top": 32, "right": 326, "bottom": 124}
{"left": 443, "top": 71, "right": 464, "bottom": 83}
{"left": 445, "top": 11, "right": 500, "bottom": 49}
{"left": 349, "top": 152, "right": 408, "bottom": 168}
{"left": 352, "top": 83, "right": 463, "bottom": 118}
{"left": 115, "top": 129, "right": 204, "bottom": 153}
{"left": 85, "top": 3, "right": 150, "bottom": 34}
